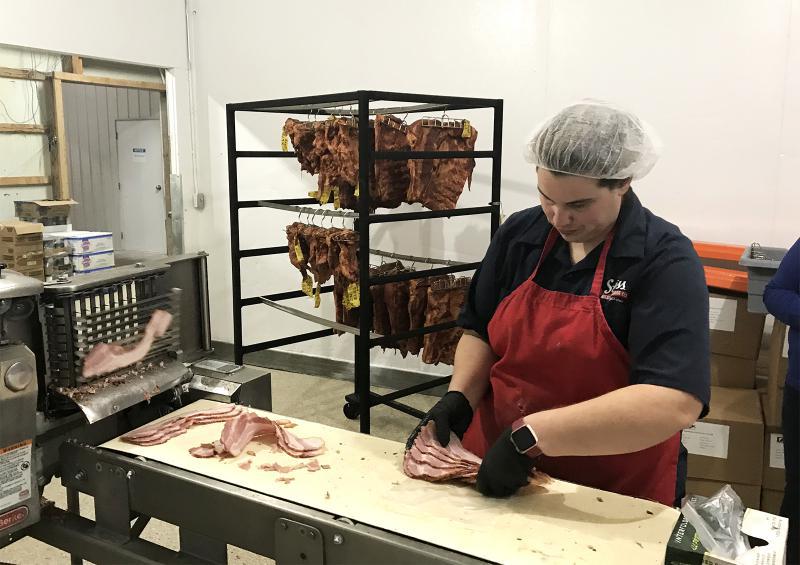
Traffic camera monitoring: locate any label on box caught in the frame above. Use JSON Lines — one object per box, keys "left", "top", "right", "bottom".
{"left": 770, "top": 433, "right": 785, "bottom": 469}
{"left": 0, "top": 440, "right": 32, "bottom": 512}
{"left": 682, "top": 422, "right": 730, "bottom": 459}
{"left": 709, "top": 297, "right": 737, "bottom": 332}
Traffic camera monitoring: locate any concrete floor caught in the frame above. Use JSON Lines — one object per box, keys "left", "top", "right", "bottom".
{"left": 0, "top": 369, "right": 436, "bottom": 564}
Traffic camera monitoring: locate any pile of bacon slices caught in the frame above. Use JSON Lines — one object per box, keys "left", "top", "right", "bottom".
{"left": 121, "top": 404, "right": 324, "bottom": 459}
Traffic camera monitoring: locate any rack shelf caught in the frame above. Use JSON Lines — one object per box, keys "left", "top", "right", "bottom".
{"left": 227, "top": 90, "right": 503, "bottom": 433}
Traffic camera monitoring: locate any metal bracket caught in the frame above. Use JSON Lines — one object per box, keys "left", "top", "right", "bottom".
{"left": 275, "top": 518, "right": 324, "bottom": 565}
{"left": 93, "top": 461, "right": 132, "bottom": 542}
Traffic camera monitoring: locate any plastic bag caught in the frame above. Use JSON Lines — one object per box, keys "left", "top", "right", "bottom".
{"left": 680, "top": 484, "right": 751, "bottom": 560}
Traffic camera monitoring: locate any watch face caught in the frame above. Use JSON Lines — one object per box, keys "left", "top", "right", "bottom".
{"left": 511, "top": 425, "right": 537, "bottom": 453}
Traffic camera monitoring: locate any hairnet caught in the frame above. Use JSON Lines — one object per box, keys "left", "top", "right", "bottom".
{"left": 523, "top": 100, "right": 660, "bottom": 180}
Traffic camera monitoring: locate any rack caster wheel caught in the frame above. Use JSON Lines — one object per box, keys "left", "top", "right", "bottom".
{"left": 343, "top": 402, "right": 359, "bottom": 420}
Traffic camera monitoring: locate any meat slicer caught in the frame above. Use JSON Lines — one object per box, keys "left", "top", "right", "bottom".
{"left": 0, "top": 253, "right": 271, "bottom": 548}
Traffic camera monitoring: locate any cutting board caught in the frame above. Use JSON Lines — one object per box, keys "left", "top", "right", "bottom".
{"left": 102, "top": 400, "right": 679, "bottom": 564}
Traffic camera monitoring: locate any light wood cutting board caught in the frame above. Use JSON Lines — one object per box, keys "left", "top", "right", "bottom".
{"left": 102, "top": 400, "right": 678, "bottom": 564}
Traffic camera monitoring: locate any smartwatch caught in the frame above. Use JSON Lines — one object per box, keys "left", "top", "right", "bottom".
{"left": 510, "top": 418, "right": 542, "bottom": 458}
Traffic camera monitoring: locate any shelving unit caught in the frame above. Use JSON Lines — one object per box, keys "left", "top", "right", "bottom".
{"left": 227, "top": 90, "right": 503, "bottom": 433}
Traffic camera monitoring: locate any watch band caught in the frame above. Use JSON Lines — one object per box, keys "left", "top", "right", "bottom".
{"left": 512, "top": 418, "right": 542, "bottom": 459}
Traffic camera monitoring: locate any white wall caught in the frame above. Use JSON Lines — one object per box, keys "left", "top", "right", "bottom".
{"left": 3, "top": 1, "right": 798, "bottom": 371}
{"left": 186, "top": 0, "right": 800, "bottom": 369}
{"left": 0, "top": 0, "right": 201, "bottom": 250}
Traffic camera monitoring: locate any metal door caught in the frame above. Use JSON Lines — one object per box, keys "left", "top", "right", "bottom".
{"left": 116, "top": 120, "right": 167, "bottom": 252}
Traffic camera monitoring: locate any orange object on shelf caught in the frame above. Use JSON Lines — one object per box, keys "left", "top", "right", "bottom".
{"left": 693, "top": 241, "right": 746, "bottom": 263}
{"left": 692, "top": 241, "right": 749, "bottom": 293}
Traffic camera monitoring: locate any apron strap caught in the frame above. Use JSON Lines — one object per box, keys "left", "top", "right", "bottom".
{"left": 532, "top": 227, "right": 617, "bottom": 298}
{"left": 530, "top": 228, "right": 561, "bottom": 280}
{"left": 589, "top": 228, "right": 617, "bottom": 297}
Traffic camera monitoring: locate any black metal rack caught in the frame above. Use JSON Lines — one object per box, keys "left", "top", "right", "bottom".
{"left": 227, "top": 90, "right": 503, "bottom": 433}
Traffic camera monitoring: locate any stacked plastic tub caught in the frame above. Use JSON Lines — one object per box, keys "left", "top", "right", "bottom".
{"left": 739, "top": 244, "right": 789, "bottom": 314}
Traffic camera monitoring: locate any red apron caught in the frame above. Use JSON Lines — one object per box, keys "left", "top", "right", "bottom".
{"left": 461, "top": 227, "right": 679, "bottom": 505}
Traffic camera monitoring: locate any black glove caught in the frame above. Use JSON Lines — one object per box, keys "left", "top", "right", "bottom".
{"left": 405, "top": 391, "right": 473, "bottom": 450}
{"left": 476, "top": 426, "right": 536, "bottom": 498}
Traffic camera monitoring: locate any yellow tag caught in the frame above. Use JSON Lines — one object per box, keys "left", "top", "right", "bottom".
{"left": 308, "top": 190, "right": 319, "bottom": 200}
{"left": 333, "top": 186, "right": 341, "bottom": 210}
{"left": 344, "top": 282, "right": 360, "bottom": 310}
{"left": 294, "top": 242, "right": 304, "bottom": 262}
{"left": 281, "top": 126, "right": 289, "bottom": 151}
{"left": 462, "top": 119, "right": 472, "bottom": 138}
{"left": 319, "top": 186, "right": 331, "bottom": 205}
{"left": 301, "top": 275, "right": 313, "bottom": 297}
{"left": 314, "top": 284, "right": 321, "bottom": 308}
{"left": 354, "top": 183, "right": 360, "bottom": 198}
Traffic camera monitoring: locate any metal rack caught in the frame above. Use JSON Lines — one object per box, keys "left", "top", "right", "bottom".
{"left": 227, "top": 90, "right": 503, "bottom": 433}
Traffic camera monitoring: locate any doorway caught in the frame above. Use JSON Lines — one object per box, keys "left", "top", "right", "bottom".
{"left": 116, "top": 119, "right": 167, "bottom": 253}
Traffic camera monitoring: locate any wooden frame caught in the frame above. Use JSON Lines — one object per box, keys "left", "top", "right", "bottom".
{"left": 0, "top": 176, "right": 51, "bottom": 187}
{"left": 0, "top": 123, "right": 47, "bottom": 134}
{"left": 159, "top": 93, "right": 176, "bottom": 255}
{"left": 0, "top": 66, "right": 47, "bottom": 81}
{"left": 54, "top": 71, "right": 165, "bottom": 92}
{"left": 46, "top": 77, "right": 70, "bottom": 200}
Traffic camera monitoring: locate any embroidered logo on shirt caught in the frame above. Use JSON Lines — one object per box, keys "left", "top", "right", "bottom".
{"left": 601, "top": 278, "right": 630, "bottom": 303}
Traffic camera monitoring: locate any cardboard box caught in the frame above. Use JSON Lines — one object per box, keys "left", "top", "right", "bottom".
{"left": 54, "top": 230, "right": 113, "bottom": 254}
{"left": 684, "top": 479, "right": 761, "bottom": 510}
{"left": 5, "top": 252, "right": 43, "bottom": 270}
{"left": 0, "top": 220, "right": 43, "bottom": 245}
{"left": 760, "top": 488, "right": 784, "bottom": 515}
{"left": 42, "top": 223, "right": 72, "bottom": 234}
{"left": 70, "top": 250, "right": 114, "bottom": 273}
{"left": 665, "top": 503, "right": 787, "bottom": 565}
{"left": 709, "top": 293, "right": 766, "bottom": 359}
{"left": 683, "top": 387, "right": 763, "bottom": 485}
{"left": 762, "top": 424, "right": 785, "bottom": 491}
{"left": 14, "top": 199, "right": 76, "bottom": 226}
{"left": 15, "top": 268, "right": 44, "bottom": 281}
{"left": 43, "top": 235, "right": 67, "bottom": 258}
{"left": 710, "top": 354, "right": 757, "bottom": 389}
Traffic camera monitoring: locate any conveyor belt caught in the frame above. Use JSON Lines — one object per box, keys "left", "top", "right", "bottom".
{"left": 102, "top": 400, "right": 679, "bottom": 564}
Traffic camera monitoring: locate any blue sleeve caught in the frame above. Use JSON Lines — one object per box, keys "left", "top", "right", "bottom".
{"left": 458, "top": 212, "right": 525, "bottom": 340}
{"left": 627, "top": 234, "right": 711, "bottom": 417}
{"left": 763, "top": 238, "right": 800, "bottom": 330}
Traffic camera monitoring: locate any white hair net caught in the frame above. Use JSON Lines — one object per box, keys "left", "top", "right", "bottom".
{"left": 524, "top": 100, "right": 661, "bottom": 180}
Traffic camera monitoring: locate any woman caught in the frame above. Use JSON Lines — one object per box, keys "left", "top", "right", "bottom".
{"left": 763, "top": 238, "right": 799, "bottom": 564}
{"left": 407, "top": 101, "right": 710, "bottom": 506}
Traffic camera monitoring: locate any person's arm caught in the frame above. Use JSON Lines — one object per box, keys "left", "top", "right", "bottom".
{"left": 449, "top": 332, "right": 498, "bottom": 409}
{"left": 763, "top": 238, "right": 800, "bottom": 329}
{"left": 524, "top": 384, "right": 701, "bottom": 456}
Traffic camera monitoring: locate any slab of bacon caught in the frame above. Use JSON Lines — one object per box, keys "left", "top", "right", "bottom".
{"left": 122, "top": 404, "right": 244, "bottom": 446}
{"left": 403, "top": 422, "right": 481, "bottom": 484}
{"left": 187, "top": 411, "right": 325, "bottom": 460}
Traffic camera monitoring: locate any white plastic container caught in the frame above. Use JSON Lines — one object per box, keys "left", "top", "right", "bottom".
{"left": 70, "top": 250, "right": 115, "bottom": 273}
{"left": 53, "top": 230, "right": 113, "bottom": 254}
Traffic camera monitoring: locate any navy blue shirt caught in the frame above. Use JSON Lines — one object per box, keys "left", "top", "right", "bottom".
{"left": 459, "top": 191, "right": 711, "bottom": 416}
{"left": 763, "top": 238, "right": 800, "bottom": 391}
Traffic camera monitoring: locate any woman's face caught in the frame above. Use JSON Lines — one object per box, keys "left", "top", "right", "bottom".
{"left": 536, "top": 168, "right": 630, "bottom": 245}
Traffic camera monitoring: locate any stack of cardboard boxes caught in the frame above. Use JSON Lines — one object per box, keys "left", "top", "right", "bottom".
{"left": 684, "top": 292, "right": 764, "bottom": 506}
{"left": 13, "top": 199, "right": 117, "bottom": 278}
{"left": 0, "top": 220, "right": 44, "bottom": 280}
{"left": 683, "top": 290, "right": 788, "bottom": 514}
{"left": 55, "top": 231, "right": 115, "bottom": 274}
{"left": 14, "top": 200, "right": 76, "bottom": 282}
